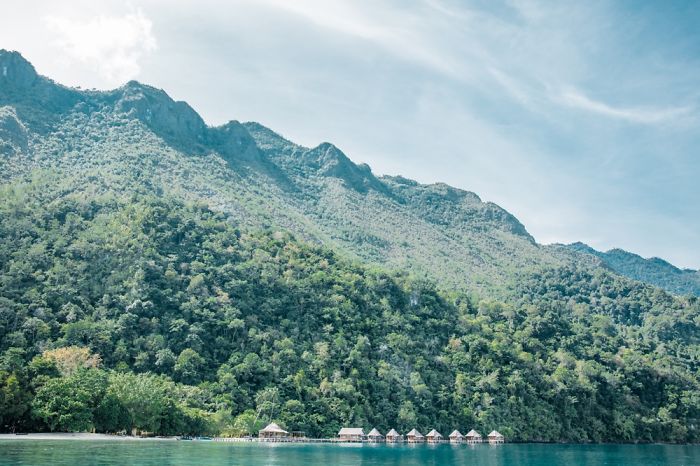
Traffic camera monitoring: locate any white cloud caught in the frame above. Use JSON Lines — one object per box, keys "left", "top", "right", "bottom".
{"left": 44, "top": 9, "right": 157, "bottom": 85}
{"left": 488, "top": 67, "right": 533, "bottom": 107}
{"left": 558, "top": 88, "right": 691, "bottom": 124}
{"left": 3, "top": 0, "right": 692, "bottom": 268}
{"left": 507, "top": 0, "right": 547, "bottom": 22}
{"left": 254, "top": 0, "right": 463, "bottom": 77}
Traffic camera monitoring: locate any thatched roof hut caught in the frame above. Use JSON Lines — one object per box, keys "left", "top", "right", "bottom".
{"left": 258, "top": 422, "right": 288, "bottom": 439}
{"left": 385, "top": 428, "right": 403, "bottom": 443}
{"left": 338, "top": 427, "right": 365, "bottom": 442}
{"left": 465, "top": 429, "right": 482, "bottom": 443}
{"left": 449, "top": 430, "right": 464, "bottom": 443}
{"left": 367, "top": 428, "right": 384, "bottom": 442}
{"left": 426, "top": 429, "right": 443, "bottom": 443}
{"left": 488, "top": 430, "right": 504, "bottom": 444}
{"left": 406, "top": 428, "right": 425, "bottom": 443}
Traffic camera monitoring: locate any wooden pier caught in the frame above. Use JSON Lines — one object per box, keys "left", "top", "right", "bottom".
{"left": 214, "top": 437, "right": 347, "bottom": 444}
{"left": 212, "top": 436, "right": 503, "bottom": 445}
{"left": 212, "top": 425, "right": 504, "bottom": 445}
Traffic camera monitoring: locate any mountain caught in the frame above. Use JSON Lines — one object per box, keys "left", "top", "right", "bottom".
{"left": 0, "top": 50, "right": 579, "bottom": 299}
{"left": 12, "top": 49, "right": 692, "bottom": 299}
{"left": 1, "top": 51, "right": 699, "bottom": 442}
{"left": 566, "top": 242, "right": 700, "bottom": 297}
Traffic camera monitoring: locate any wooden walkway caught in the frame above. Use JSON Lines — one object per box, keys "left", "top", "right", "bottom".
{"left": 214, "top": 437, "right": 345, "bottom": 443}
{"left": 213, "top": 437, "right": 502, "bottom": 444}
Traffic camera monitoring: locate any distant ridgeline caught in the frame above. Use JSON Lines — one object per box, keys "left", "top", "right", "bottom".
{"left": 565, "top": 243, "right": 700, "bottom": 297}
{"left": 1, "top": 50, "right": 699, "bottom": 442}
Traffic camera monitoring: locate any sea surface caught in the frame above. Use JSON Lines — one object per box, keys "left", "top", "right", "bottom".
{"left": 0, "top": 441, "right": 699, "bottom": 466}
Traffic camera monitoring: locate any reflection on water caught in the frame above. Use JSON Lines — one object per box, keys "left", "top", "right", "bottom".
{"left": 0, "top": 441, "right": 699, "bottom": 466}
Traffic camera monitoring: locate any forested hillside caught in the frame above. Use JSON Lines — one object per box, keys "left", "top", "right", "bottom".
{"left": 1, "top": 181, "right": 698, "bottom": 441}
{"left": 1, "top": 50, "right": 699, "bottom": 442}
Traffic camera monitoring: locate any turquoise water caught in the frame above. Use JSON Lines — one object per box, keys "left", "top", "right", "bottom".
{"left": 1, "top": 441, "right": 699, "bottom": 466}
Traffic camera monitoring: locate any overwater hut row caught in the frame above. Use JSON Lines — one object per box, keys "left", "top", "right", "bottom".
{"left": 342, "top": 427, "right": 503, "bottom": 444}
{"left": 259, "top": 423, "right": 504, "bottom": 444}
{"left": 398, "top": 428, "right": 503, "bottom": 444}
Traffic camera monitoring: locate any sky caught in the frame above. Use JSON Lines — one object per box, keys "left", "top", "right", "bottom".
{"left": 2, "top": 0, "right": 699, "bottom": 269}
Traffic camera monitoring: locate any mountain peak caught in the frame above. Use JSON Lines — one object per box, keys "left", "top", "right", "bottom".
{"left": 303, "top": 142, "right": 386, "bottom": 193}
{"left": 0, "top": 50, "right": 39, "bottom": 89}
{"left": 242, "top": 122, "right": 300, "bottom": 156}
{"left": 567, "top": 241, "right": 599, "bottom": 254}
{"left": 115, "top": 80, "right": 208, "bottom": 150}
{"left": 209, "top": 120, "right": 261, "bottom": 162}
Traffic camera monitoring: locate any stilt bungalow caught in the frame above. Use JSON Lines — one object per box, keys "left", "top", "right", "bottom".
{"left": 426, "top": 429, "right": 443, "bottom": 444}
{"left": 488, "top": 431, "right": 505, "bottom": 444}
{"left": 406, "top": 429, "right": 425, "bottom": 443}
{"left": 385, "top": 429, "right": 403, "bottom": 443}
{"left": 338, "top": 427, "right": 366, "bottom": 442}
{"left": 449, "top": 430, "right": 464, "bottom": 443}
{"left": 465, "top": 429, "right": 482, "bottom": 444}
{"left": 367, "top": 428, "right": 384, "bottom": 443}
{"left": 258, "top": 423, "right": 288, "bottom": 440}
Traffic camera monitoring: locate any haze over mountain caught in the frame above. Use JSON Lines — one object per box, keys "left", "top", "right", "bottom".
{"left": 567, "top": 242, "right": 700, "bottom": 297}
{"left": 1, "top": 50, "right": 699, "bottom": 442}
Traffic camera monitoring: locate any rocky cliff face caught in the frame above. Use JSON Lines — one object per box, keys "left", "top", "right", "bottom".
{"left": 0, "top": 50, "right": 40, "bottom": 90}
{"left": 0, "top": 106, "right": 28, "bottom": 155}
{"left": 209, "top": 121, "right": 262, "bottom": 163}
{"left": 301, "top": 142, "right": 388, "bottom": 193}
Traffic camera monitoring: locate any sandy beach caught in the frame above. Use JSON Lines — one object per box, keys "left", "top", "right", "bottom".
{"left": 0, "top": 433, "right": 177, "bottom": 441}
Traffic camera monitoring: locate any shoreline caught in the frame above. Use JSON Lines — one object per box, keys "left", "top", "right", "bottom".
{"left": 0, "top": 433, "right": 697, "bottom": 446}
{"left": 0, "top": 433, "right": 178, "bottom": 441}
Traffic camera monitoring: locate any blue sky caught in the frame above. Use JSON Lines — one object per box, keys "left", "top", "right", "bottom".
{"left": 3, "top": 0, "right": 699, "bottom": 269}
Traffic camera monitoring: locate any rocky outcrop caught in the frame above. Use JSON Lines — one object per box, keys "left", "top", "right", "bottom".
{"left": 0, "top": 106, "right": 28, "bottom": 155}
{"left": 302, "top": 142, "right": 387, "bottom": 193}
{"left": 209, "top": 120, "right": 261, "bottom": 162}
{"left": 115, "top": 81, "right": 208, "bottom": 151}
{"left": 0, "top": 50, "right": 39, "bottom": 90}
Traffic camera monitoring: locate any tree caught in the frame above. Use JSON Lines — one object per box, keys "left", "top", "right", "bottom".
{"left": 254, "top": 387, "right": 280, "bottom": 425}
{"left": 108, "top": 372, "right": 173, "bottom": 434}
{"left": 0, "top": 371, "right": 30, "bottom": 432}
{"left": 94, "top": 392, "right": 131, "bottom": 433}
{"left": 27, "top": 355, "right": 60, "bottom": 391}
{"left": 233, "top": 409, "right": 264, "bottom": 437}
{"left": 398, "top": 401, "right": 417, "bottom": 431}
{"left": 155, "top": 349, "right": 176, "bottom": 372}
{"left": 42, "top": 347, "right": 101, "bottom": 377}
{"left": 175, "top": 349, "right": 205, "bottom": 385}
{"left": 32, "top": 377, "right": 93, "bottom": 432}
{"left": 279, "top": 399, "right": 306, "bottom": 432}
{"left": 180, "top": 407, "right": 214, "bottom": 436}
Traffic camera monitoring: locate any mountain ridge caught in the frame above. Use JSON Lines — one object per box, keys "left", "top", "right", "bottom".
{"left": 0, "top": 49, "right": 551, "bottom": 297}
{"left": 0, "top": 49, "right": 693, "bottom": 297}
